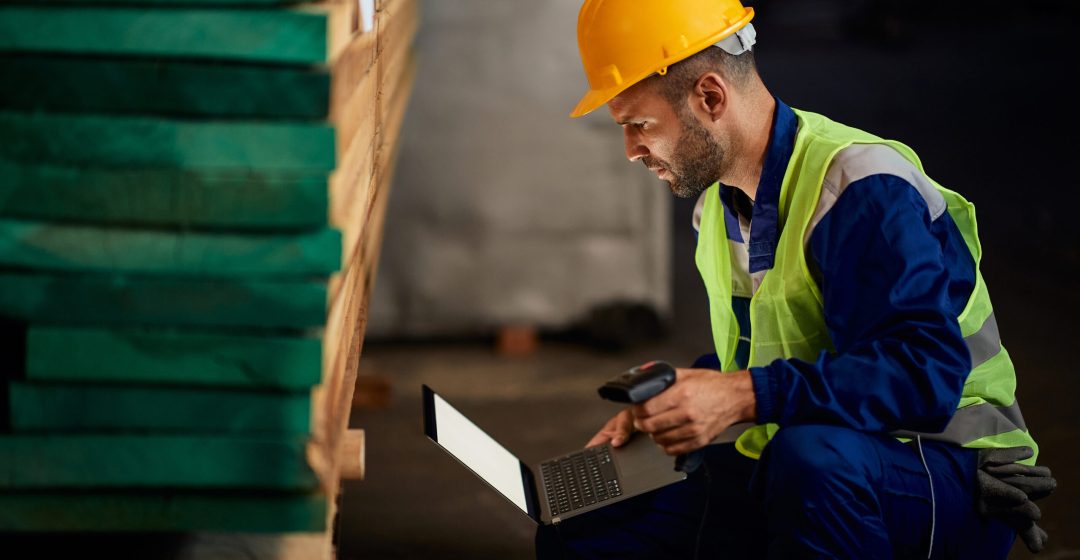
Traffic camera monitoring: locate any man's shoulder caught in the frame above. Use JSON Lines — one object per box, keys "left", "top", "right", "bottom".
{"left": 804, "top": 144, "right": 948, "bottom": 246}
{"left": 818, "top": 144, "right": 946, "bottom": 219}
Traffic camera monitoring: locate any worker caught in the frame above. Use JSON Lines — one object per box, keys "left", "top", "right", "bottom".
{"left": 537, "top": 0, "right": 1056, "bottom": 558}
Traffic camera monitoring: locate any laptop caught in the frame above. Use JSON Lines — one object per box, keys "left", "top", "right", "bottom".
{"left": 422, "top": 384, "right": 687, "bottom": 525}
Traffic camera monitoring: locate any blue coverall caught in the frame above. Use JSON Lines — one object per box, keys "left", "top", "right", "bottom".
{"left": 536, "top": 100, "right": 1016, "bottom": 559}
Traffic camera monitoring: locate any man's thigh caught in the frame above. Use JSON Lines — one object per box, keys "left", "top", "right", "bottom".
{"left": 754, "top": 425, "right": 1015, "bottom": 559}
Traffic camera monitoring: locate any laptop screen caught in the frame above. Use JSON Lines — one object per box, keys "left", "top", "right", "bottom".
{"left": 425, "top": 388, "right": 530, "bottom": 514}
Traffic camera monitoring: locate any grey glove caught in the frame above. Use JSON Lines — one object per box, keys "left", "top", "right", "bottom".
{"left": 976, "top": 446, "right": 1056, "bottom": 553}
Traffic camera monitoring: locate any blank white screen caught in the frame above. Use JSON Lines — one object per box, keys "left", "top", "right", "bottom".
{"left": 433, "top": 393, "right": 529, "bottom": 514}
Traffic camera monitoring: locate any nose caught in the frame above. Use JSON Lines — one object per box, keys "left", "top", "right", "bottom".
{"left": 623, "top": 128, "right": 648, "bottom": 162}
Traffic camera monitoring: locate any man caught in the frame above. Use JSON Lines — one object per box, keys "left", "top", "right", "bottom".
{"left": 537, "top": 0, "right": 1054, "bottom": 558}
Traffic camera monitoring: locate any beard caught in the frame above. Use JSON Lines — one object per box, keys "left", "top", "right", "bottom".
{"left": 643, "top": 112, "right": 726, "bottom": 199}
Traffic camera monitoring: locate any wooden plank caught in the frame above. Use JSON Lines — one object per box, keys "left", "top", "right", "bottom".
{"left": 328, "top": 48, "right": 417, "bottom": 294}
{"left": 333, "top": 0, "right": 416, "bottom": 156}
{"left": 0, "top": 220, "right": 340, "bottom": 277}
{"left": 0, "top": 273, "right": 327, "bottom": 329}
{"left": 9, "top": 382, "right": 313, "bottom": 435}
{"left": 0, "top": 435, "right": 317, "bottom": 489}
{"left": 0, "top": 112, "right": 335, "bottom": 171}
{"left": 0, "top": 492, "right": 327, "bottom": 532}
{"left": 0, "top": 0, "right": 317, "bottom": 4}
{"left": 0, "top": 160, "right": 329, "bottom": 230}
{"left": 307, "top": 45, "right": 417, "bottom": 497}
{"left": 0, "top": 2, "right": 357, "bottom": 66}
{"left": 0, "top": 55, "right": 331, "bottom": 119}
{"left": 26, "top": 327, "right": 322, "bottom": 391}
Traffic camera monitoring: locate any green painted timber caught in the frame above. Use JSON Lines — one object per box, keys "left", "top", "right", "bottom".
{"left": 26, "top": 327, "right": 322, "bottom": 390}
{"left": 9, "top": 382, "right": 312, "bottom": 434}
{"left": 0, "top": 220, "right": 342, "bottom": 277}
{"left": 2, "top": 0, "right": 315, "bottom": 4}
{"left": 0, "top": 112, "right": 335, "bottom": 171}
{"left": 0, "top": 5, "right": 332, "bottom": 65}
{"left": 0, "top": 434, "right": 317, "bottom": 489}
{"left": 0, "top": 273, "right": 327, "bottom": 329}
{"left": 0, "top": 160, "right": 329, "bottom": 230}
{"left": 0, "top": 491, "right": 327, "bottom": 532}
{"left": 0, "top": 56, "right": 330, "bottom": 118}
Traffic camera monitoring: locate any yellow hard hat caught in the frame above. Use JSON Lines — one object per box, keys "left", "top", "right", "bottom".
{"left": 570, "top": 0, "right": 755, "bottom": 118}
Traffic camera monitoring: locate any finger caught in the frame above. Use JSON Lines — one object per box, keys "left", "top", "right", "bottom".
{"left": 658, "top": 435, "right": 710, "bottom": 457}
{"left": 998, "top": 476, "right": 1057, "bottom": 500}
{"left": 631, "top": 383, "right": 686, "bottom": 418}
{"left": 979, "top": 446, "right": 1035, "bottom": 467}
{"left": 633, "top": 408, "right": 689, "bottom": 434}
{"left": 585, "top": 432, "right": 611, "bottom": 448}
{"left": 977, "top": 470, "right": 1029, "bottom": 505}
{"left": 1020, "top": 523, "right": 1049, "bottom": 553}
{"left": 984, "top": 463, "right": 1052, "bottom": 478}
{"left": 649, "top": 424, "right": 701, "bottom": 447}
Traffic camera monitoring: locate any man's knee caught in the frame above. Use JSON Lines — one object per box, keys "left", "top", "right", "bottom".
{"left": 754, "top": 425, "right": 879, "bottom": 503}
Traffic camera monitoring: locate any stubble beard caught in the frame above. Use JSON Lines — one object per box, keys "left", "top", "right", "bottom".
{"left": 647, "top": 112, "right": 726, "bottom": 199}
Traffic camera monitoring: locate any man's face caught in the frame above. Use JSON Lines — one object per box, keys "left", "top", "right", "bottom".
{"left": 607, "top": 83, "right": 725, "bottom": 199}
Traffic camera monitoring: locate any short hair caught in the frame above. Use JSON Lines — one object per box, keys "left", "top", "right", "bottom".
{"left": 646, "top": 46, "right": 758, "bottom": 112}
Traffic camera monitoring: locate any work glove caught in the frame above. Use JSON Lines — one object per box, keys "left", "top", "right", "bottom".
{"left": 976, "top": 446, "right": 1056, "bottom": 553}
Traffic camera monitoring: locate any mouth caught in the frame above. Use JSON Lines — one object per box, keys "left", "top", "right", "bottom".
{"left": 648, "top": 166, "right": 668, "bottom": 179}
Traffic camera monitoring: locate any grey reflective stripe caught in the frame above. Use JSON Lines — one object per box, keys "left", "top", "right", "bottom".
{"left": 892, "top": 400, "right": 1027, "bottom": 445}
{"left": 805, "top": 144, "right": 948, "bottom": 247}
{"left": 966, "top": 312, "right": 1002, "bottom": 369}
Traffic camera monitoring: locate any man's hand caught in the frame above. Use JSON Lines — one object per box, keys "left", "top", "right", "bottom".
{"left": 631, "top": 368, "right": 756, "bottom": 456}
{"left": 585, "top": 408, "right": 635, "bottom": 448}
{"left": 976, "top": 446, "right": 1056, "bottom": 553}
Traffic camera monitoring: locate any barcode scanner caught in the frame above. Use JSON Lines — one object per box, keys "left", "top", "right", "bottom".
{"left": 597, "top": 361, "right": 702, "bottom": 473}
{"left": 597, "top": 360, "right": 677, "bottom": 404}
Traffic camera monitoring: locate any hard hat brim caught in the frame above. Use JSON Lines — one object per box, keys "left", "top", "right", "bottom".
{"left": 569, "top": 87, "right": 619, "bottom": 119}
{"left": 569, "top": 7, "right": 754, "bottom": 119}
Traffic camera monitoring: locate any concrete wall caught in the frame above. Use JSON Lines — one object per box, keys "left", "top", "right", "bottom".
{"left": 368, "top": 0, "right": 671, "bottom": 337}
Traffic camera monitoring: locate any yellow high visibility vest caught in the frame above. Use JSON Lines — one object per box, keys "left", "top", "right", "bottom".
{"left": 695, "top": 108, "right": 1038, "bottom": 462}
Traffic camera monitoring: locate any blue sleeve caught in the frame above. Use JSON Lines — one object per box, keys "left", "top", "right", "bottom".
{"left": 750, "top": 174, "right": 973, "bottom": 433}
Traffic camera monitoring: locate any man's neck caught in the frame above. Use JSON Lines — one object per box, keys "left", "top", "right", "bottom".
{"left": 723, "top": 91, "right": 775, "bottom": 202}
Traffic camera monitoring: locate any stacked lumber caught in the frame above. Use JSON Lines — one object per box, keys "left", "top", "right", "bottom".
{"left": 0, "top": 0, "right": 417, "bottom": 556}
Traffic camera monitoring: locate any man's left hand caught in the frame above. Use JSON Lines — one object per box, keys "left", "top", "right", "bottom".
{"left": 631, "top": 368, "right": 756, "bottom": 456}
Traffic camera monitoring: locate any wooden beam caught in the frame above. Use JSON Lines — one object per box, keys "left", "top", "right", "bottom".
{"left": 0, "top": 220, "right": 341, "bottom": 277}
{"left": 0, "top": 56, "right": 331, "bottom": 119}
{"left": 26, "top": 327, "right": 322, "bottom": 391}
{"left": 0, "top": 161, "right": 329, "bottom": 231}
{"left": 0, "top": 435, "right": 317, "bottom": 490}
{"left": 0, "top": 112, "right": 336, "bottom": 171}
{"left": 339, "top": 429, "right": 365, "bottom": 480}
{"left": 0, "top": 273, "right": 328, "bottom": 329}
{"left": 0, "top": 1, "right": 358, "bottom": 65}
{"left": 9, "top": 382, "right": 313, "bottom": 435}
{"left": 0, "top": 492, "right": 327, "bottom": 532}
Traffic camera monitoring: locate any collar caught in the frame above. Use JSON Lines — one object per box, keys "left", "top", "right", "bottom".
{"left": 718, "top": 97, "right": 797, "bottom": 273}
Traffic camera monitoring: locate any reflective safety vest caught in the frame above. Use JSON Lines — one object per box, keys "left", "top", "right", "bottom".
{"left": 695, "top": 108, "right": 1038, "bottom": 463}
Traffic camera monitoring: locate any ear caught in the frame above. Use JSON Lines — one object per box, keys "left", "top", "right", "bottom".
{"left": 692, "top": 72, "right": 728, "bottom": 123}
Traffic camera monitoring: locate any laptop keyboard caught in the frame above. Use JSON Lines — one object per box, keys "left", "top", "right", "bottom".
{"left": 540, "top": 444, "right": 622, "bottom": 515}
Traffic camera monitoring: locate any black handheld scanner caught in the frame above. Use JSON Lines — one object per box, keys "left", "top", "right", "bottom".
{"left": 597, "top": 360, "right": 702, "bottom": 473}
{"left": 597, "top": 360, "right": 677, "bottom": 404}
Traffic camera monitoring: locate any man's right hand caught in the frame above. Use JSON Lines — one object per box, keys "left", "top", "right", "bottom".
{"left": 586, "top": 408, "right": 635, "bottom": 448}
